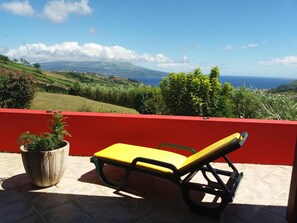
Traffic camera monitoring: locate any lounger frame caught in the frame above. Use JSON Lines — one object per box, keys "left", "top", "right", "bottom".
{"left": 90, "top": 132, "right": 248, "bottom": 218}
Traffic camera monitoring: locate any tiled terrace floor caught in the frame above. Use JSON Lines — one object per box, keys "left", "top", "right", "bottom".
{"left": 0, "top": 152, "right": 292, "bottom": 223}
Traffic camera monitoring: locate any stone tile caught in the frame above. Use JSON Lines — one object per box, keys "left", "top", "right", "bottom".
{"left": 248, "top": 208, "right": 287, "bottom": 223}
{"left": 42, "top": 202, "right": 95, "bottom": 223}
{"left": 27, "top": 191, "right": 73, "bottom": 214}
{"left": 0, "top": 189, "right": 27, "bottom": 208}
{"left": 0, "top": 152, "right": 291, "bottom": 223}
{"left": 0, "top": 200, "right": 36, "bottom": 223}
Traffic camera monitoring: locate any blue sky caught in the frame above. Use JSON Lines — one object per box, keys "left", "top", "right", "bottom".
{"left": 0, "top": 0, "right": 297, "bottom": 78}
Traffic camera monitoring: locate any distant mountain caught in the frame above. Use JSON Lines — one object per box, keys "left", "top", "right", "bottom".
{"left": 40, "top": 61, "right": 168, "bottom": 78}
{"left": 271, "top": 79, "right": 297, "bottom": 92}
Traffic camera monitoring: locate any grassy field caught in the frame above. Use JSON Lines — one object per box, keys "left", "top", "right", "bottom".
{"left": 30, "top": 92, "right": 139, "bottom": 114}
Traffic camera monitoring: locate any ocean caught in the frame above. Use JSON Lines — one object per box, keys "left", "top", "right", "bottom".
{"left": 131, "top": 76, "right": 296, "bottom": 89}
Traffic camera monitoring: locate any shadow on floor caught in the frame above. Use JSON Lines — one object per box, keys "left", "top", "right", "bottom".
{"left": 0, "top": 170, "right": 288, "bottom": 223}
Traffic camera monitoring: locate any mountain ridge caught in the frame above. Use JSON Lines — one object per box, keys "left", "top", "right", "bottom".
{"left": 40, "top": 61, "right": 169, "bottom": 78}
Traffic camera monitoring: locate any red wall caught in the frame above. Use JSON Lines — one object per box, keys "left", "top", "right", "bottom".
{"left": 0, "top": 109, "right": 296, "bottom": 165}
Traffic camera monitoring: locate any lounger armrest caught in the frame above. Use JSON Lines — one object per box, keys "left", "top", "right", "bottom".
{"left": 157, "top": 143, "right": 197, "bottom": 154}
{"left": 131, "top": 157, "right": 180, "bottom": 175}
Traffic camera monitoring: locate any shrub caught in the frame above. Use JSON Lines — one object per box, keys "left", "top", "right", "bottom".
{"left": 160, "top": 67, "right": 234, "bottom": 117}
{"left": 258, "top": 94, "right": 297, "bottom": 120}
{"left": 231, "top": 87, "right": 264, "bottom": 118}
{"left": 0, "top": 68, "right": 37, "bottom": 108}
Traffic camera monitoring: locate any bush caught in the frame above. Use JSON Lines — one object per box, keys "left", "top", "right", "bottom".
{"left": 160, "top": 67, "right": 234, "bottom": 117}
{"left": 231, "top": 87, "right": 264, "bottom": 118}
{"left": 0, "top": 68, "right": 37, "bottom": 108}
{"left": 258, "top": 94, "right": 297, "bottom": 120}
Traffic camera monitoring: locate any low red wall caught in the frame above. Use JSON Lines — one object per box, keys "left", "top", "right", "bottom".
{"left": 0, "top": 109, "right": 296, "bottom": 165}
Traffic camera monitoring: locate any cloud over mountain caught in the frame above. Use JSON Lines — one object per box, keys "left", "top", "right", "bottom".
{"left": 5, "top": 41, "right": 174, "bottom": 65}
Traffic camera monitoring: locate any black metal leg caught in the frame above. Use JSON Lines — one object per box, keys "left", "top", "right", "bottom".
{"left": 90, "top": 157, "right": 124, "bottom": 189}
{"left": 180, "top": 181, "right": 229, "bottom": 218}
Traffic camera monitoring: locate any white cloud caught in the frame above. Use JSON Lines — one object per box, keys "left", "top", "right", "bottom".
{"left": 223, "top": 43, "right": 258, "bottom": 51}
{"left": 0, "top": 0, "right": 34, "bottom": 17}
{"left": 259, "top": 56, "right": 297, "bottom": 66}
{"left": 157, "top": 62, "right": 189, "bottom": 69}
{"left": 88, "top": 27, "right": 97, "bottom": 35}
{"left": 223, "top": 44, "right": 234, "bottom": 51}
{"left": 43, "top": 0, "right": 92, "bottom": 23}
{"left": 0, "top": 0, "right": 91, "bottom": 22}
{"left": 5, "top": 42, "right": 175, "bottom": 65}
{"left": 240, "top": 43, "right": 258, "bottom": 49}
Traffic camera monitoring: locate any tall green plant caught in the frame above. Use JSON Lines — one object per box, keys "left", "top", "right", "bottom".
{"left": 18, "top": 113, "right": 70, "bottom": 151}
{"left": 258, "top": 94, "right": 297, "bottom": 120}
{"left": 231, "top": 87, "right": 263, "bottom": 118}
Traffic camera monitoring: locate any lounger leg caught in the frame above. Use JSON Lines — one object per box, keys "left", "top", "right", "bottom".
{"left": 90, "top": 157, "right": 124, "bottom": 189}
{"left": 180, "top": 182, "right": 230, "bottom": 218}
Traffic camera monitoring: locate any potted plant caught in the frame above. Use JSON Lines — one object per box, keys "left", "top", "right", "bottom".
{"left": 18, "top": 113, "right": 70, "bottom": 187}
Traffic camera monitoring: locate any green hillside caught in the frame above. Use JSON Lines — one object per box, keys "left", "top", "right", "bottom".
{"left": 0, "top": 59, "right": 143, "bottom": 93}
{"left": 271, "top": 79, "right": 297, "bottom": 95}
{"left": 0, "top": 56, "right": 143, "bottom": 113}
{"left": 31, "top": 92, "right": 139, "bottom": 114}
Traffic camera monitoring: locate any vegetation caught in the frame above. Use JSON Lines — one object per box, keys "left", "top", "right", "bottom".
{"left": 31, "top": 92, "right": 138, "bottom": 114}
{"left": 18, "top": 113, "right": 70, "bottom": 151}
{"left": 0, "top": 67, "right": 37, "bottom": 108}
{"left": 269, "top": 79, "right": 297, "bottom": 95}
{"left": 160, "top": 67, "right": 234, "bottom": 117}
{"left": 0, "top": 54, "right": 296, "bottom": 120}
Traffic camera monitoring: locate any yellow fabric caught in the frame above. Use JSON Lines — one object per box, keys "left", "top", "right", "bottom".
{"left": 179, "top": 133, "right": 241, "bottom": 171}
{"left": 93, "top": 133, "right": 241, "bottom": 174}
{"left": 94, "top": 143, "right": 187, "bottom": 173}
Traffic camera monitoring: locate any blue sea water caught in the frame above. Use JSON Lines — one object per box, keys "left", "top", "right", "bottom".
{"left": 131, "top": 76, "right": 296, "bottom": 89}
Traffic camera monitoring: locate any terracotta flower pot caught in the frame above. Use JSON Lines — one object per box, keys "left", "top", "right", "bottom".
{"left": 20, "top": 141, "right": 69, "bottom": 187}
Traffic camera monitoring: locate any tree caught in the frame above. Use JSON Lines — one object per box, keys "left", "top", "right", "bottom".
{"left": 20, "top": 58, "right": 30, "bottom": 66}
{"left": 160, "top": 67, "right": 234, "bottom": 117}
{"left": 33, "top": 63, "right": 41, "bottom": 69}
{"left": 0, "top": 68, "right": 37, "bottom": 108}
{"left": 0, "top": 54, "right": 10, "bottom": 63}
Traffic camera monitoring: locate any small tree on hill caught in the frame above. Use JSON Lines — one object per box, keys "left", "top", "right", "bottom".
{"left": 0, "top": 68, "right": 37, "bottom": 108}
{"left": 33, "top": 63, "right": 41, "bottom": 69}
{"left": 0, "top": 54, "right": 10, "bottom": 63}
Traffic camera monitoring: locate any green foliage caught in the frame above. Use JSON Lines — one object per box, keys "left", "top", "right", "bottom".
{"left": 258, "top": 94, "right": 297, "bottom": 120}
{"left": 231, "top": 87, "right": 263, "bottom": 118}
{"left": 134, "top": 87, "right": 167, "bottom": 114}
{"left": 33, "top": 63, "right": 41, "bottom": 69}
{"left": 160, "top": 67, "right": 234, "bottom": 117}
{"left": 0, "top": 54, "right": 10, "bottom": 63}
{"left": 18, "top": 113, "right": 70, "bottom": 151}
{"left": 0, "top": 67, "right": 37, "bottom": 108}
{"left": 270, "top": 79, "right": 297, "bottom": 94}
{"left": 68, "top": 82, "right": 155, "bottom": 112}
{"left": 31, "top": 92, "right": 138, "bottom": 114}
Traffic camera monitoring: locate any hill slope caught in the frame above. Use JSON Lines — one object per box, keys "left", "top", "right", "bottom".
{"left": 31, "top": 92, "right": 138, "bottom": 114}
{"left": 40, "top": 61, "right": 168, "bottom": 78}
{"left": 0, "top": 60, "right": 143, "bottom": 93}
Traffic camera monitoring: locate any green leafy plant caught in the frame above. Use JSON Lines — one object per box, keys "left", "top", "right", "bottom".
{"left": 0, "top": 67, "right": 37, "bottom": 108}
{"left": 18, "top": 113, "right": 70, "bottom": 151}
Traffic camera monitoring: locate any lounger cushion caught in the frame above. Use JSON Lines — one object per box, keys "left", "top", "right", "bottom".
{"left": 94, "top": 143, "right": 187, "bottom": 173}
{"left": 179, "top": 133, "right": 241, "bottom": 171}
{"left": 94, "top": 133, "right": 242, "bottom": 174}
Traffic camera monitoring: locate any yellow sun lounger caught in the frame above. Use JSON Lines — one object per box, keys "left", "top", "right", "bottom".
{"left": 90, "top": 132, "right": 248, "bottom": 218}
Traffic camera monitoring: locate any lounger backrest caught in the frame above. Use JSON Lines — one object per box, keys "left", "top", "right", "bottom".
{"left": 179, "top": 133, "right": 242, "bottom": 173}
